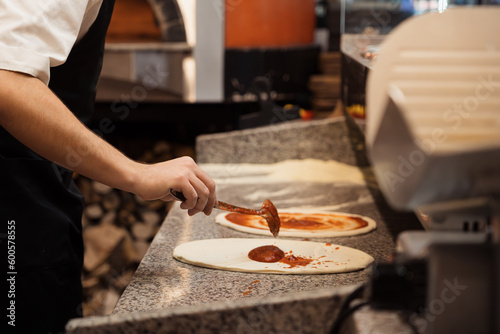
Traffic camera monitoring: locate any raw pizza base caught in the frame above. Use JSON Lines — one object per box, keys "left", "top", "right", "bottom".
{"left": 215, "top": 210, "right": 377, "bottom": 238}
{"left": 173, "top": 238, "right": 374, "bottom": 274}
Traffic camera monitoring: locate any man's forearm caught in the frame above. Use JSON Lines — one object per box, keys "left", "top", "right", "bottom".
{"left": 0, "top": 70, "right": 138, "bottom": 193}
{"left": 0, "top": 69, "right": 218, "bottom": 215}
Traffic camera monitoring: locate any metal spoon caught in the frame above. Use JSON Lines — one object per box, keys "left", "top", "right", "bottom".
{"left": 169, "top": 189, "right": 281, "bottom": 237}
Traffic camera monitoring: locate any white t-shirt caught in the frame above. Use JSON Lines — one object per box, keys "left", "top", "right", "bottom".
{"left": 0, "top": 0, "right": 103, "bottom": 85}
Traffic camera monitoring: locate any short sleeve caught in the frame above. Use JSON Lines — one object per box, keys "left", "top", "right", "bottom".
{"left": 0, "top": 1, "right": 100, "bottom": 85}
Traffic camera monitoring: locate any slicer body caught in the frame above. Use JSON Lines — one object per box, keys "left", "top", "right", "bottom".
{"left": 366, "top": 7, "right": 500, "bottom": 333}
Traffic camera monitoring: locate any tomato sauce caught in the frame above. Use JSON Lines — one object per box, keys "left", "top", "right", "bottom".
{"left": 248, "top": 245, "right": 285, "bottom": 263}
{"left": 226, "top": 212, "right": 369, "bottom": 231}
{"left": 248, "top": 247, "right": 320, "bottom": 269}
{"left": 279, "top": 254, "right": 313, "bottom": 268}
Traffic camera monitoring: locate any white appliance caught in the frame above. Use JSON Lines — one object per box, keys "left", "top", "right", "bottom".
{"left": 366, "top": 7, "right": 500, "bottom": 333}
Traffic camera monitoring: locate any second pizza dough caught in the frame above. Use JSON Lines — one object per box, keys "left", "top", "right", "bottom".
{"left": 215, "top": 209, "right": 377, "bottom": 238}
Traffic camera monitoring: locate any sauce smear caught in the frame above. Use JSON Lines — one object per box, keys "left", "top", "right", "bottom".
{"left": 279, "top": 254, "right": 313, "bottom": 268}
{"left": 248, "top": 245, "right": 285, "bottom": 263}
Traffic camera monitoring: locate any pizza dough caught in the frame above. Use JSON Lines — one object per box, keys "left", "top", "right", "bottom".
{"left": 200, "top": 159, "right": 376, "bottom": 186}
{"left": 173, "top": 238, "right": 374, "bottom": 274}
{"left": 215, "top": 210, "right": 377, "bottom": 238}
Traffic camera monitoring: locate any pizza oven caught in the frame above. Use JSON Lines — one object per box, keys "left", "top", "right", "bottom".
{"left": 96, "top": 0, "right": 320, "bottom": 104}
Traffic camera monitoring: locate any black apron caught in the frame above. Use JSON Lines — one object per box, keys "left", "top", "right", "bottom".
{"left": 1, "top": 1, "right": 114, "bottom": 333}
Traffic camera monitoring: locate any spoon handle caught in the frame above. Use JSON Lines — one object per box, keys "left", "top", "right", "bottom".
{"left": 214, "top": 201, "right": 261, "bottom": 216}
{"left": 169, "top": 189, "right": 261, "bottom": 215}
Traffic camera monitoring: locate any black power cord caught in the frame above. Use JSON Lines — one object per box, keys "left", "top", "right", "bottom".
{"left": 329, "top": 259, "right": 427, "bottom": 334}
{"left": 329, "top": 284, "right": 369, "bottom": 334}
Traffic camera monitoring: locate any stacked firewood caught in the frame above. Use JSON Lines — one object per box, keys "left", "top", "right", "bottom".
{"left": 308, "top": 52, "right": 341, "bottom": 112}
{"left": 76, "top": 140, "right": 194, "bottom": 316}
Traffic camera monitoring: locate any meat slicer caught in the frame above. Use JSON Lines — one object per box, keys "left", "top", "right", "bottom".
{"left": 365, "top": 7, "right": 500, "bottom": 333}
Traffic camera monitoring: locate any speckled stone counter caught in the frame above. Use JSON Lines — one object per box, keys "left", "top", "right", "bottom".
{"left": 196, "top": 117, "right": 367, "bottom": 166}
{"left": 112, "top": 182, "right": 388, "bottom": 313}
{"left": 67, "top": 285, "right": 355, "bottom": 333}
{"left": 66, "top": 117, "right": 421, "bottom": 333}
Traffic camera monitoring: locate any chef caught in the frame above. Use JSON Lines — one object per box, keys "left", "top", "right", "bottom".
{"left": 0, "top": 1, "right": 217, "bottom": 332}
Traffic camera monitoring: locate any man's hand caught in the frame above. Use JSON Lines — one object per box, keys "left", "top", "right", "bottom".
{"left": 132, "top": 157, "right": 217, "bottom": 216}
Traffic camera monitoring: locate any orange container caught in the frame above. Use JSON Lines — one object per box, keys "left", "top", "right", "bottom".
{"left": 225, "top": 0, "right": 316, "bottom": 48}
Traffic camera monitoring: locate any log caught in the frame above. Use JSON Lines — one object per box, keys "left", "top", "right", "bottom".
{"left": 121, "top": 233, "right": 138, "bottom": 265}
{"left": 308, "top": 75, "right": 341, "bottom": 113}
{"left": 88, "top": 262, "right": 111, "bottom": 279}
{"left": 113, "top": 269, "right": 135, "bottom": 291}
{"left": 308, "top": 75, "right": 341, "bottom": 95}
{"left": 131, "top": 221, "right": 156, "bottom": 241}
{"left": 134, "top": 194, "right": 148, "bottom": 205}
{"left": 82, "top": 289, "right": 107, "bottom": 317}
{"left": 92, "top": 181, "right": 113, "bottom": 195}
{"left": 85, "top": 204, "right": 104, "bottom": 220}
{"left": 106, "top": 240, "right": 134, "bottom": 273}
{"left": 147, "top": 199, "right": 167, "bottom": 211}
{"left": 100, "top": 210, "right": 117, "bottom": 225}
{"left": 78, "top": 177, "right": 101, "bottom": 204}
{"left": 140, "top": 210, "right": 161, "bottom": 227}
{"left": 78, "top": 178, "right": 93, "bottom": 203}
{"left": 101, "top": 289, "right": 121, "bottom": 315}
{"left": 83, "top": 224, "right": 127, "bottom": 272}
{"left": 81, "top": 214, "right": 91, "bottom": 229}
{"left": 311, "top": 98, "right": 338, "bottom": 112}
{"left": 81, "top": 276, "right": 100, "bottom": 294}
{"left": 121, "top": 192, "right": 137, "bottom": 211}
{"left": 133, "top": 240, "right": 150, "bottom": 262}
{"left": 134, "top": 195, "right": 165, "bottom": 210}
{"left": 118, "top": 209, "right": 136, "bottom": 227}
{"left": 319, "top": 52, "right": 341, "bottom": 75}
{"left": 102, "top": 191, "right": 121, "bottom": 211}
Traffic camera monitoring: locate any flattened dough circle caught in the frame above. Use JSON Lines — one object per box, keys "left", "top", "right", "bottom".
{"left": 215, "top": 210, "right": 377, "bottom": 238}
{"left": 173, "top": 238, "right": 374, "bottom": 274}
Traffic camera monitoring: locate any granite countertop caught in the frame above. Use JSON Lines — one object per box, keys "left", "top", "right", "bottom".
{"left": 113, "top": 183, "right": 377, "bottom": 314}
{"left": 66, "top": 118, "right": 421, "bottom": 333}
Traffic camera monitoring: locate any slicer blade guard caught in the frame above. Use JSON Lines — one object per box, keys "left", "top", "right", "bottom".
{"left": 366, "top": 7, "right": 500, "bottom": 212}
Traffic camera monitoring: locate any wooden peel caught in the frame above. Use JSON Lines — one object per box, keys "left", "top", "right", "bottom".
{"left": 169, "top": 189, "right": 281, "bottom": 237}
